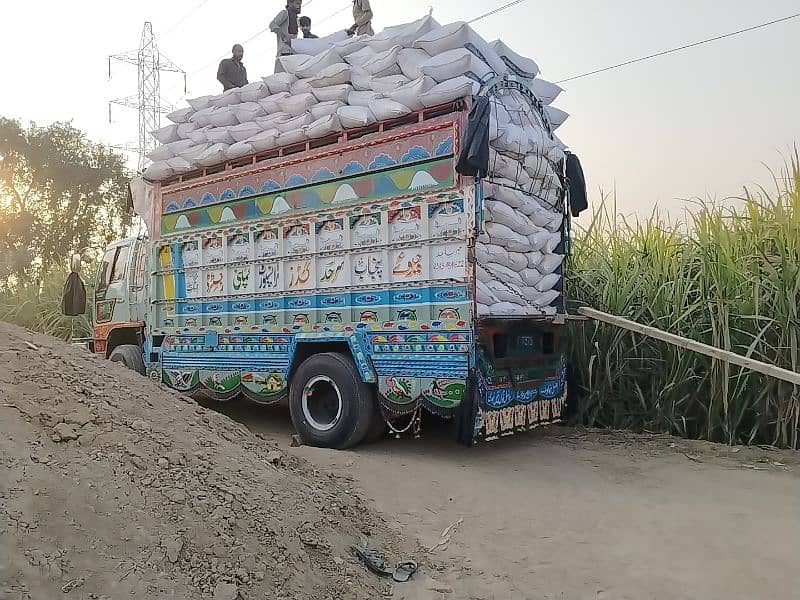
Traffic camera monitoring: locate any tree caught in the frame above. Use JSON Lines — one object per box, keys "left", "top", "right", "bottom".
{"left": 0, "top": 117, "right": 133, "bottom": 288}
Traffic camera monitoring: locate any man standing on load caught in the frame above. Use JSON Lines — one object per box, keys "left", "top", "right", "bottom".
{"left": 216, "top": 44, "right": 248, "bottom": 91}
{"left": 347, "top": 0, "right": 373, "bottom": 36}
{"left": 270, "top": 0, "right": 302, "bottom": 70}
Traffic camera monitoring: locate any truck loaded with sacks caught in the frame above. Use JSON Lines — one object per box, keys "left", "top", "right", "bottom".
{"left": 69, "top": 16, "right": 587, "bottom": 448}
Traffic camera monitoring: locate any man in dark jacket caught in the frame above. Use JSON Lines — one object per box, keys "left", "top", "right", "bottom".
{"left": 217, "top": 44, "right": 248, "bottom": 91}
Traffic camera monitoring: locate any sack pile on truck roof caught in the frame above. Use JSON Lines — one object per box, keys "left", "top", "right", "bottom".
{"left": 143, "top": 15, "right": 568, "bottom": 181}
{"left": 143, "top": 15, "right": 571, "bottom": 317}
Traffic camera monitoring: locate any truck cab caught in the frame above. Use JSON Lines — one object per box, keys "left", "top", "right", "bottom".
{"left": 85, "top": 236, "right": 149, "bottom": 372}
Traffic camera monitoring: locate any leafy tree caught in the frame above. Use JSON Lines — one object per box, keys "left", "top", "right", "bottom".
{"left": 0, "top": 117, "right": 132, "bottom": 288}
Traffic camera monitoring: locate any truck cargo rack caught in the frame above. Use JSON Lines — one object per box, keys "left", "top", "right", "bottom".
{"left": 161, "top": 99, "right": 465, "bottom": 189}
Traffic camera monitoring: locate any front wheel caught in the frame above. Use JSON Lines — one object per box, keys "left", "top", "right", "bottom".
{"left": 289, "top": 352, "right": 376, "bottom": 449}
{"left": 108, "top": 344, "right": 145, "bottom": 375}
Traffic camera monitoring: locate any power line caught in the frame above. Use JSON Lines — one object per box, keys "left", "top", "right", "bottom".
{"left": 467, "top": 0, "right": 527, "bottom": 25}
{"left": 556, "top": 11, "right": 800, "bottom": 84}
{"left": 161, "top": 0, "right": 212, "bottom": 38}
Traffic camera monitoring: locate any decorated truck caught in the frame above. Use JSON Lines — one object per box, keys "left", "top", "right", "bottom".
{"left": 68, "top": 73, "right": 577, "bottom": 448}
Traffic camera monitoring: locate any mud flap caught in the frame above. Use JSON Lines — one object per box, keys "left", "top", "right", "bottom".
{"left": 455, "top": 372, "right": 479, "bottom": 447}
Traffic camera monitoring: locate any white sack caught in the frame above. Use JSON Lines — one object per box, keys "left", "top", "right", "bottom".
{"left": 277, "top": 129, "right": 308, "bottom": 146}
{"left": 489, "top": 39, "right": 540, "bottom": 79}
{"left": 538, "top": 253, "right": 565, "bottom": 275}
{"left": 419, "top": 76, "right": 476, "bottom": 107}
{"left": 485, "top": 221, "right": 528, "bottom": 249}
{"left": 234, "top": 102, "right": 266, "bottom": 123}
{"left": 348, "top": 90, "right": 382, "bottom": 107}
{"left": 530, "top": 79, "right": 563, "bottom": 105}
{"left": 485, "top": 280, "right": 525, "bottom": 305}
{"left": 475, "top": 243, "right": 508, "bottom": 266}
{"left": 152, "top": 124, "right": 180, "bottom": 144}
{"left": 483, "top": 262, "right": 524, "bottom": 287}
{"left": 178, "top": 143, "right": 211, "bottom": 162}
{"left": 398, "top": 48, "right": 431, "bottom": 80}
{"left": 274, "top": 113, "right": 313, "bottom": 133}
{"left": 370, "top": 74, "right": 411, "bottom": 95}
{"left": 238, "top": 81, "right": 270, "bottom": 103}
{"left": 278, "top": 53, "right": 313, "bottom": 74}
{"left": 208, "top": 107, "right": 239, "bottom": 128}
{"left": 475, "top": 281, "right": 500, "bottom": 306}
{"left": 545, "top": 105, "right": 569, "bottom": 129}
{"left": 362, "top": 46, "right": 402, "bottom": 77}
{"left": 262, "top": 72, "right": 297, "bottom": 93}
{"left": 230, "top": 122, "right": 263, "bottom": 142}
{"left": 528, "top": 290, "right": 560, "bottom": 307}
{"left": 421, "top": 48, "right": 491, "bottom": 83}
{"left": 388, "top": 76, "right": 436, "bottom": 111}
{"left": 534, "top": 273, "right": 561, "bottom": 293}
{"left": 313, "top": 84, "right": 352, "bottom": 103}
{"left": 304, "top": 114, "right": 342, "bottom": 139}
{"left": 143, "top": 160, "right": 174, "bottom": 181}
{"left": 296, "top": 48, "right": 343, "bottom": 78}
{"left": 344, "top": 45, "right": 377, "bottom": 67}
{"left": 292, "top": 30, "right": 349, "bottom": 55}
{"left": 370, "top": 98, "right": 412, "bottom": 120}
{"left": 168, "top": 156, "right": 193, "bottom": 174}
{"left": 505, "top": 251, "right": 528, "bottom": 272}
{"left": 337, "top": 105, "right": 376, "bottom": 128}
{"left": 205, "top": 127, "right": 236, "bottom": 145}
{"left": 187, "top": 95, "right": 213, "bottom": 111}
{"left": 290, "top": 78, "right": 314, "bottom": 94}
{"left": 310, "top": 100, "right": 346, "bottom": 119}
{"left": 526, "top": 251, "right": 544, "bottom": 269}
{"left": 259, "top": 92, "right": 290, "bottom": 114}
{"left": 176, "top": 122, "right": 197, "bottom": 139}
{"left": 196, "top": 143, "right": 229, "bottom": 167}
{"left": 255, "top": 112, "right": 292, "bottom": 129}
{"left": 308, "top": 63, "right": 351, "bottom": 88}
{"left": 210, "top": 88, "right": 241, "bottom": 108}
{"left": 246, "top": 129, "right": 280, "bottom": 152}
{"left": 277, "top": 92, "right": 317, "bottom": 116}
{"left": 187, "top": 128, "right": 212, "bottom": 144}
{"left": 147, "top": 139, "right": 193, "bottom": 161}
{"left": 167, "top": 106, "right": 194, "bottom": 124}
{"left": 371, "top": 14, "right": 439, "bottom": 52}
{"left": 189, "top": 106, "right": 216, "bottom": 128}
{"left": 520, "top": 268, "right": 543, "bottom": 287}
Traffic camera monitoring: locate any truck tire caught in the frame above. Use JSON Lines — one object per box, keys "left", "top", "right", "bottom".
{"left": 289, "top": 352, "right": 376, "bottom": 449}
{"left": 363, "top": 403, "right": 387, "bottom": 444}
{"left": 109, "top": 344, "right": 146, "bottom": 376}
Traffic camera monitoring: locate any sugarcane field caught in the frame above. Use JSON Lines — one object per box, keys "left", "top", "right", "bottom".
{"left": 1, "top": 2, "right": 799, "bottom": 599}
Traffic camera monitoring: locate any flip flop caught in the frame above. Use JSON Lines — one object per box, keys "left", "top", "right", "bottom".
{"left": 392, "top": 560, "right": 419, "bottom": 583}
{"left": 351, "top": 545, "right": 392, "bottom": 577}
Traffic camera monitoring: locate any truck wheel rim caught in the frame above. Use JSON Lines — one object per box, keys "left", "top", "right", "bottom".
{"left": 302, "top": 375, "right": 342, "bottom": 432}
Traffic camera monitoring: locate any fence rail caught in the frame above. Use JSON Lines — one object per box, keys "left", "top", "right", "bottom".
{"left": 577, "top": 307, "right": 800, "bottom": 386}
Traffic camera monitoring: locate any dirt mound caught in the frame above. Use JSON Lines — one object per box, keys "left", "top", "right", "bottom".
{"left": 0, "top": 322, "right": 403, "bottom": 599}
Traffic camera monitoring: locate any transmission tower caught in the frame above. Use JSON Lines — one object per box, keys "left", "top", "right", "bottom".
{"left": 109, "top": 22, "right": 186, "bottom": 172}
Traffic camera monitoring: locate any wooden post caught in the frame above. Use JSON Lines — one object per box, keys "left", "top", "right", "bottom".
{"left": 577, "top": 306, "right": 800, "bottom": 386}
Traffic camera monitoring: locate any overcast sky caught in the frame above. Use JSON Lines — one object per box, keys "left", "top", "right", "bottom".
{"left": 1, "top": 0, "right": 798, "bottom": 218}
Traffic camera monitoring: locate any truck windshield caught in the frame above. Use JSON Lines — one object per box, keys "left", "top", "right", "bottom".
{"left": 97, "top": 245, "right": 129, "bottom": 291}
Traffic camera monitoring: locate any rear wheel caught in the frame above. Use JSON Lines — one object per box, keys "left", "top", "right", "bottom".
{"left": 290, "top": 352, "right": 376, "bottom": 449}
{"left": 108, "top": 344, "right": 145, "bottom": 375}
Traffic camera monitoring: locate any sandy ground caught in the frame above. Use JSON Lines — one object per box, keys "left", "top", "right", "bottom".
{"left": 215, "top": 400, "right": 800, "bottom": 600}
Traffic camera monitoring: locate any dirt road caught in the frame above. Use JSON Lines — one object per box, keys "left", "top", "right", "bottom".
{"left": 216, "top": 400, "right": 800, "bottom": 600}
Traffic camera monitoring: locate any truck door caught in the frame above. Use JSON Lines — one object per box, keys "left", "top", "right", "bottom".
{"left": 94, "top": 243, "right": 131, "bottom": 324}
{"left": 127, "top": 238, "right": 148, "bottom": 322}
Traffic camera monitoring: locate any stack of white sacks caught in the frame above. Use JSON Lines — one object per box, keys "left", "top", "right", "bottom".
{"left": 144, "top": 15, "right": 569, "bottom": 316}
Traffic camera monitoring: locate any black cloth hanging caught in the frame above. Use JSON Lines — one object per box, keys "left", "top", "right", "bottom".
{"left": 456, "top": 96, "right": 490, "bottom": 178}
{"left": 61, "top": 272, "right": 87, "bottom": 316}
{"left": 565, "top": 151, "right": 588, "bottom": 217}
